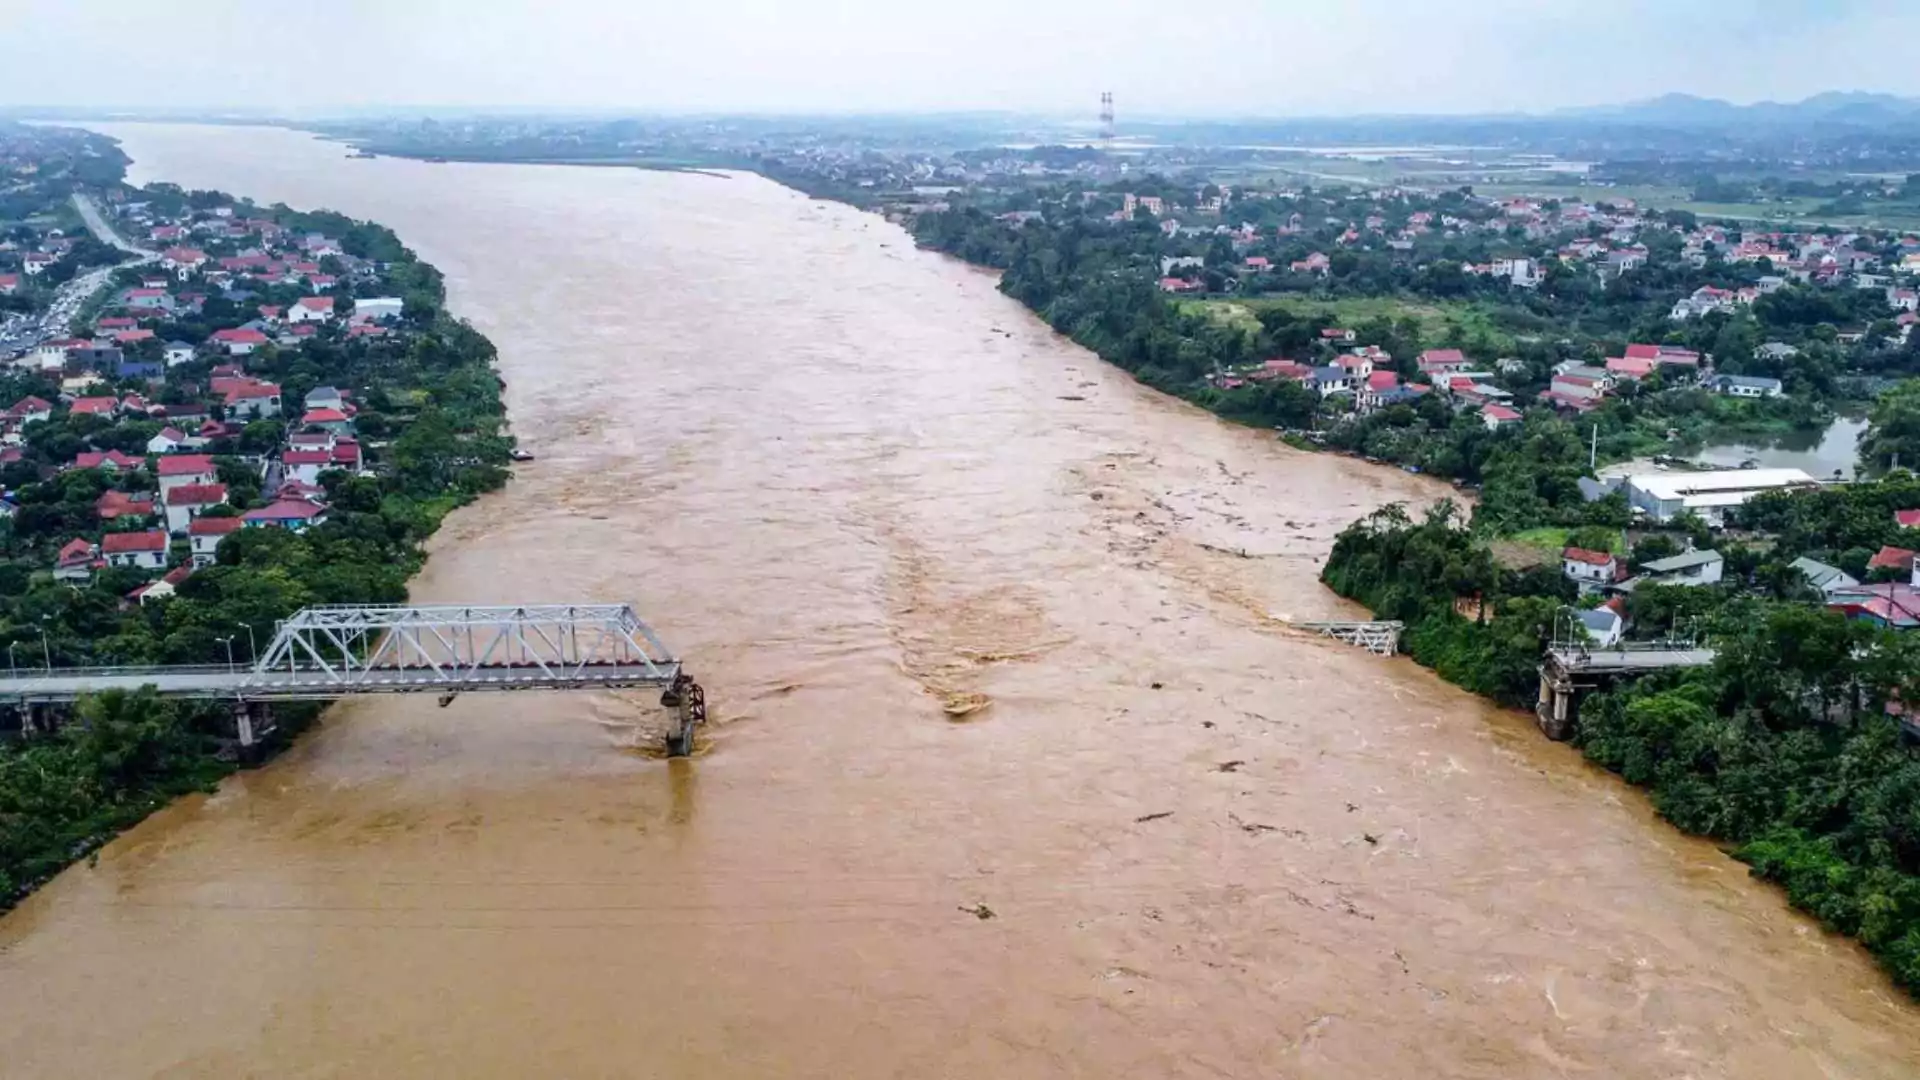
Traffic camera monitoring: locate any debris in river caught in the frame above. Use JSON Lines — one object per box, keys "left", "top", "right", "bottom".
{"left": 1229, "top": 813, "right": 1277, "bottom": 835}
{"left": 960, "top": 902, "right": 996, "bottom": 920}
{"left": 940, "top": 691, "right": 992, "bottom": 719}
{"left": 1150, "top": 681, "right": 1164, "bottom": 690}
{"left": 1135, "top": 811, "right": 1175, "bottom": 824}
{"left": 1363, "top": 833, "right": 1380, "bottom": 845}
{"left": 1057, "top": 394, "right": 1086, "bottom": 401}
{"left": 1215, "top": 760, "right": 1246, "bottom": 773}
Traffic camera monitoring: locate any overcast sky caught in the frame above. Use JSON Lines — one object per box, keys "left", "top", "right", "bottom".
{"left": 2, "top": 0, "right": 1917, "bottom": 117}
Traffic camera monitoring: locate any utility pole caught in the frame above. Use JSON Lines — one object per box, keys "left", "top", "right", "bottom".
{"left": 1590, "top": 424, "right": 1598, "bottom": 471}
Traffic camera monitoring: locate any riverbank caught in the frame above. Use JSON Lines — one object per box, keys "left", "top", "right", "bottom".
{"left": 0, "top": 158, "right": 512, "bottom": 912}
{"left": 764, "top": 168, "right": 1920, "bottom": 1004}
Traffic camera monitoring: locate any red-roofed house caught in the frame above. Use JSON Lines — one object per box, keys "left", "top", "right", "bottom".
{"left": 1869, "top": 545, "right": 1917, "bottom": 575}
{"left": 8, "top": 396, "right": 52, "bottom": 425}
{"left": 1828, "top": 583, "right": 1920, "bottom": 631}
{"left": 330, "top": 439, "right": 361, "bottom": 469}
{"left": 1482, "top": 403, "right": 1523, "bottom": 430}
{"left": 96, "top": 316, "right": 136, "bottom": 333}
{"left": 1157, "top": 277, "right": 1202, "bottom": 294}
{"left": 222, "top": 379, "right": 282, "bottom": 420}
{"left": 102, "top": 530, "right": 168, "bottom": 570}
{"left": 1562, "top": 547, "right": 1622, "bottom": 591}
{"left": 188, "top": 516, "right": 245, "bottom": 566}
{"left": 160, "top": 247, "right": 208, "bottom": 276}
{"left": 1417, "top": 348, "right": 1471, "bottom": 375}
{"left": 282, "top": 448, "right": 335, "bottom": 485}
{"left": 162, "top": 482, "right": 228, "bottom": 534}
{"left": 147, "top": 426, "right": 188, "bottom": 454}
{"left": 288, "top": 296, "right": 335, "bottom": 324}
{"left": 71, "top": 449, "right": 143, "bottom": 472}
{"left": 54, "top": 538, "right": 99, "bottom": 583}
{"left": 1605, "top": 356, "right": 1656, "bottom": 381}
{"left": 1897, "top": 509, "right": 1920, "bottom": 530}
{"left": 211, "top": 327, "right": 269, "bottom": 355}
{"left": 1251, "top": 358, "right": 1312, "bottom": 382}
{"left": 96, "top": 489, "right": 155, "bottom": 522}
{"left": 127, "top": 564, "right": 194, "bottom": 605}
{"left": 243, "top": 499, "right": 330, "bottom": 531}
{"left": 114, "top": 328, "right": 155, "bottom": 345}
{"left": 0, "top": 273, "right": 19, "bottom": 295}
{"left": 69, "top": 395, "right": 118, "bottom": 417}
{"left": 157, "top": 454, "right": 217, "bottom": 494}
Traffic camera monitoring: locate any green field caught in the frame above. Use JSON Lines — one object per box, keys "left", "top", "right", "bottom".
{"left": 1182, "top": 295, "right": 1512, "bottom": 349}
{"left": 1508, "top": 526, "right": 1624, "bottom": 555}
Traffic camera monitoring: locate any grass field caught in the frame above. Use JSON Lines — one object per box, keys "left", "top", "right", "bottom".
{"left": 1508, "top": 526, "right": 1625, "bottom": 556}
{"left": 1182, "top": 295, "right": 1513, "bottom": 349}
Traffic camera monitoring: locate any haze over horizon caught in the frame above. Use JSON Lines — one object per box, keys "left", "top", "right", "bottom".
{"left": 3, "top": 0, "right": 1919, "bottom": 119}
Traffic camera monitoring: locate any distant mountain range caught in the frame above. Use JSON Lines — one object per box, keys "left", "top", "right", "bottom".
{"left": 1555, "top": 91, "right": 1920, "bottom": 127}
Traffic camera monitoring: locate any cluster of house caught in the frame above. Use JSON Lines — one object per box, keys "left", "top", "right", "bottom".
{"left": 37, "top": 377, "right": 354, "bottom": 603}
{"left": 0, "top": 197, "right": 409, "bottom": 604}
{"left": 1206, "top": 335, "right": 1767, "bottom": 425}
{"left": 1562, "top": 504, "right": 1920, "bottom": 645}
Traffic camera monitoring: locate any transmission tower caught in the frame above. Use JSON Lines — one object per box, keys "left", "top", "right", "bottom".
{"left": 1099, "top": 92, "right": 1115, "bottom": 145}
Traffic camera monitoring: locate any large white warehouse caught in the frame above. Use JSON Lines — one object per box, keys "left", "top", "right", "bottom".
{"left": 1624, "top": 468, "right": 1820, "bottom": 525}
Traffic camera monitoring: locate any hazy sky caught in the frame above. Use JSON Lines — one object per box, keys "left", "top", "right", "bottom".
{"left": 3, "top": 0, "right": 1918, "bottom": 117}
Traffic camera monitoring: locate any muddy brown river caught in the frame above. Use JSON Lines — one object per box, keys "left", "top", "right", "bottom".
{"left": 1, "top": 124, "right": 1916, "bottom": 1078}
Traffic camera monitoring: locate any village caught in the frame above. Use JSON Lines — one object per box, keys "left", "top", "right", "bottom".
{"left": 0, "top": 180, "right": 419, "bottom": 611}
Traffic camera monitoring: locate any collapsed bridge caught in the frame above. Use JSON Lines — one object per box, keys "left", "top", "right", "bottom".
{"left": 0, "top": 603, "right": 707, "bottom": 756}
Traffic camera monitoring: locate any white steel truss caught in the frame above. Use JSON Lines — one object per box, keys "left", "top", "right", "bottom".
{"left": 246, "top": 603, "right": 682, "bottom": 694}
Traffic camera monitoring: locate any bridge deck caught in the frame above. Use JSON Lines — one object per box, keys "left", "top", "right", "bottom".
{"left": 1546, "top": 648, "right": 1716, "bottom": 675}
{"left": 0, "top": 661, "right": 681, "bottom": 703}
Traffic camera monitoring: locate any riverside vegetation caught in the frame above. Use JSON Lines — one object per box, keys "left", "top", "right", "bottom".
{"left": 0, "top": 153, "right": 511, "bottom": 908}
{"left": 893, "top": 173, "right": 1920, "bottom": 995}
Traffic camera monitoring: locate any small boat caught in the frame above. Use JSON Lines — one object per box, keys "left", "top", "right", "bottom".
{"left": 508, "top": 448, "right": 535, "bottom": 462}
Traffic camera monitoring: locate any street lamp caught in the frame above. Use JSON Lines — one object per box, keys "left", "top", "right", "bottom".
{"left": 7, "top": 642, "right": 18, "bottom": 678}
{"left": 242, "top": 624, "right": 257, "bottom": 665}
{"left": 216, "top": 635, "right": 235, "bottom": 674}
{"left": 39, "top": 627, "right": 51, "bottom": 673}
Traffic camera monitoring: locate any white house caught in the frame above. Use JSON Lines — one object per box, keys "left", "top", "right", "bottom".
{"left": 1577, "top": 606, "right": 1624, "bottom": 648}
{"left": 162, "top": 482, "right": 228, "bottom": 535}
{"left": 147, "top": 426, "right": 187, "bottom": 454}
{"left": 1562, "top": 547, "right": 1620, "bottom": 592}
{"left": 353, "top": 297, "right": 405, "bottom": 321}
{"left": 164, "top": 341, "right": 197, "bottom": 366}
{"left": 1709, "top": 374, "right": 1785, "bottom": 399}
{"left": 102, "top": 530, "right": 168, "bottom": 570}
{"left": 156, "top": 454, "right": 218, "bottom": 495}
{"left": 1629, "top": 549, "right": 1725, "bottom": 589}
{"left": 222, "top": 379, "right": 282, "bottom": 420}
{"left": 287, "top": 296, "right": 335, "bottom": 324}
{"left": 188, "top": 516, "right": 245, "bottom": 567}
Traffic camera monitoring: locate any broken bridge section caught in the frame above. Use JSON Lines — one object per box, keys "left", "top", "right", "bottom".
{"left": 0, "top": 603, "right": 707, "bottom": 756}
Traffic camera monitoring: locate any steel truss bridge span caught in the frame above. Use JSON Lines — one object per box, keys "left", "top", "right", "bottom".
{"left": 0, "top": 603, "right": 708, "bottom": 756}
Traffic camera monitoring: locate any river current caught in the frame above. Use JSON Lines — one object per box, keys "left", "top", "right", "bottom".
{"left": 1, "top": 124, "right": 1916, "bottom": 1078}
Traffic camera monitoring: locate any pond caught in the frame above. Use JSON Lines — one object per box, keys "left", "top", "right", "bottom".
{"left": 1692, "top": 416, "right": 1868, "bottom": 480}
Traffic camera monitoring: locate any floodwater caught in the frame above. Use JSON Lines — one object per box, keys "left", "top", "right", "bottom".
{"left": 2, "top": 124, "right": 1917, "bottom": 1078}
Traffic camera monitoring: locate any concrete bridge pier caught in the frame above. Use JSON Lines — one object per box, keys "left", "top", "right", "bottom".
{"left": 1536, "top": 667, "right": 1581, "bottom": 741}
{"left": 232, "top": 701, "right": 276, "bottom": 763}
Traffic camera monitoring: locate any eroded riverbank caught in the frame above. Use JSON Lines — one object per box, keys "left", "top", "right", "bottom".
{"left": 0, "top": 124, "right": 1915, "bottom": 1079}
